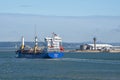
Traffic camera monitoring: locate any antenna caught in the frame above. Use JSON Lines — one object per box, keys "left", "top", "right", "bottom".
{"left": 34, "top": 24, "right": 37, "bottom": 37}
{"left": 34, "top": 24, "right": 38, "bottom": 46}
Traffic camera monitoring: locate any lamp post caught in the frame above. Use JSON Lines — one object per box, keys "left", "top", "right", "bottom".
{"left": 93, "top": 37, "right": 96, "bottom": 50}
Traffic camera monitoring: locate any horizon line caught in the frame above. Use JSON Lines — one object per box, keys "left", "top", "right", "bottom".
{"left": 0, "top": 41, "right": 120, "bottom": 43}
{"left": 0, "top": 13, "right": 120, "bottom": 18}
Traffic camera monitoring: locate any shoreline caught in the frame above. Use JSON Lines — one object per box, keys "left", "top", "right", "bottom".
{"left": 64, "top": 49, "right": 120, "bottom": 53}
{"left": 0, "top": 49, "right": 120, "bottom": 53}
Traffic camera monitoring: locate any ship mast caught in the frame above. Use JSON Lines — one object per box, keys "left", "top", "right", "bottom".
{"left": 34, "top": 25, "right": 38, "bottom": 53}
{"left": 20, "top": 36, "right": 25, "bottom": 50}
{"left": 35, "top": 36, "right": 38, "bottom": 46}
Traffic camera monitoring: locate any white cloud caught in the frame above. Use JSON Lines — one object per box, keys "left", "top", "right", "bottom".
{"left": 0, "top": 13, "right": 120, "bottom": 42}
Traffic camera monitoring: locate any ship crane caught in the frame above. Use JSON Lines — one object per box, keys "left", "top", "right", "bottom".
{"left": 34, "top": 36, "right": 39, "bottom": 53}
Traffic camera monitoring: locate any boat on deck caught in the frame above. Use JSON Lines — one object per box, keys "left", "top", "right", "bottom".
{"left": 16, "top": 33, "right": 64, "bottom": 58}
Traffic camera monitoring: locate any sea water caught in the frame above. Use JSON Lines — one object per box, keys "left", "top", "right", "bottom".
{"left": 0, "top": 51, "right": 120, "bottom": 80}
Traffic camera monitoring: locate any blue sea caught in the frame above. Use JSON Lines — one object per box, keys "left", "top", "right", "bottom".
{"left": 0, "top": 50, "right": 120, "bottom": 80}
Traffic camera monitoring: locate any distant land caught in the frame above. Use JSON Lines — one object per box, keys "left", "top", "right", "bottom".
{"left": 0, "top": 42, "right": 120, "bottom": 50}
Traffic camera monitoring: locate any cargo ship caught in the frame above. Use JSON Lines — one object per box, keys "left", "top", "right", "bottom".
{"left": 16, "top": 33, "right": 64, "bottom": 58}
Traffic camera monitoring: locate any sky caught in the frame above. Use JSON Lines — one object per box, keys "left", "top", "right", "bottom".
{"left": 0, "top": 0, "right": 120, "bottom": 43}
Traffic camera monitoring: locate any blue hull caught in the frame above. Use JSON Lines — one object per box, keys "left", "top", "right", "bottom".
{"left": 16, "top": 51, "right": 64, "bottom": 58}
{"left": 48, "top": 52, "right": 64, "bottom": 58}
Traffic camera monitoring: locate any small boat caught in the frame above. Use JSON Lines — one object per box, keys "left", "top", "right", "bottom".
{"left": 16, "top": 33, "right": 64, "bottom": 58}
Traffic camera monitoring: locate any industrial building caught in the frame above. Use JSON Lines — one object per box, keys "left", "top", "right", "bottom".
{"left": 80, "top": 37, "right": 120, "bottom": 52}
{"left": 80, "top": 44, "right": 113, "bottom": 51}
{"left": 80, "top": 44, "right": 120, "bottom": 52}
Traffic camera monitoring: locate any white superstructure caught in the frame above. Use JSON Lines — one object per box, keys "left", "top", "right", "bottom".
{"left": 44, "top": 33, "right": 62, "bottom": 52}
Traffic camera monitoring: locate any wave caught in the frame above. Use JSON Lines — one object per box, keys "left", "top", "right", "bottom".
{"left": 51, "top": 58, "right": 120, "bottom": 64}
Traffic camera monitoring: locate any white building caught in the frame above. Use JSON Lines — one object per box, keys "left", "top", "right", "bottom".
{"left": 80, "top": 44, "right": 113, "bottom": 51}
{"left": 88, "top": 44, "right": 113, "bottom": 50}
{"left": 112, "top": 46, "right": 120, "bottom": 50}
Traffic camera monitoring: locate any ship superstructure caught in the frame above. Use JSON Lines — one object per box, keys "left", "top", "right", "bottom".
{"left": 45, "top": 33, "right": 64, "bottom": 52}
